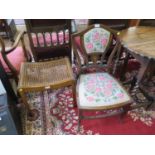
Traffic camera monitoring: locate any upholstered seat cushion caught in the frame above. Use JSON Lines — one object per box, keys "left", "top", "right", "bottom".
{"left": 0, "top": 47, "right": 26, "bottom": 73}
{"left": 77, "top": 72, "right": 131, "bottom": 109}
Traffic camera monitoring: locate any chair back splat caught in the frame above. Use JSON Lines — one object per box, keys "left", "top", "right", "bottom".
{"left": 72, "top": 24, "right": 119, "bottom": 75}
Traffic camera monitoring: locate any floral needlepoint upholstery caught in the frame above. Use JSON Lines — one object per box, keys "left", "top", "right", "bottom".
{"left": 77, "top": 73, "right": 131, "bottom": 108}
{"left": 84, "top": 28, "right": 110, "bottom": 54}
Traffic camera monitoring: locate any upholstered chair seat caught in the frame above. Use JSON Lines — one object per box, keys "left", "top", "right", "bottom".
{"left": 0, "top": 31, "right": 31, "bottom": 84}
{"left": 0, "top": 47, "right": 26, "bottom": 73}
{"left": 77, "top": 72, "right": 131, "bottom": 109}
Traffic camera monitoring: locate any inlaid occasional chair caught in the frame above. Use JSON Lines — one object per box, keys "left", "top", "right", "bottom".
{"left": 72, "top": 24, "right": 133, "bottom": 130}
{"left": 0, "top": 31, "right": 31, "bottom": 84}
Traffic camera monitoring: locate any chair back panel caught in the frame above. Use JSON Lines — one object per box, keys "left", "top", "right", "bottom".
{"left": 25, "top": 19, "right": 71, "bottom": 61}
{"left": 72, "top": 24, "right": 119, "bottom": 74}
{"left": 83, "top": 27, "right": 111, "bottom": 54}
{"left": 31, "top": 30, "right": 69, "bottom": 48}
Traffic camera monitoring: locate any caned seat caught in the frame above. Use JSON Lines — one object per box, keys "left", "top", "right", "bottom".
{"left": 18, "top": 58, "right": 74, "bottom": 89}
{"left": 18, "top": 57, "right": 75, "bottom": 120}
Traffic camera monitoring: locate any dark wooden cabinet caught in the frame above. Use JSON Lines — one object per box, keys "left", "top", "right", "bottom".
{"left": 139, "top": 19, "right": 155, "bottom": 26}
{"left": 88, "top": 19, "right": 130, "bottom": 30}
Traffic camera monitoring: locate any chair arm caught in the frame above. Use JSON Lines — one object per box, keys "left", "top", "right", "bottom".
{"left": 5, "top": 31, "right": 26, "bottom": 54}
{"left": 107, "top": 40, "right": 120, "bottom": 74}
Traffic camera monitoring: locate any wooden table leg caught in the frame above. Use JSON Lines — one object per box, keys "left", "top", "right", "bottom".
{"left": 120, "top": 49, "right": 130, "bottom": 81}
{"left": 132, "top": 57, "right": 154, "bottom": 109}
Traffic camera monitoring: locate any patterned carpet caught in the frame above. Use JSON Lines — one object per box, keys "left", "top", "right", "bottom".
{"left": 21, "top": 60, "right": 155, "bottom": 135}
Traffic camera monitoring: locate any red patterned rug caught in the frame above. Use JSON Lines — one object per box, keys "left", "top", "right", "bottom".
{"left": 22, "top": 86, "right": 155, "bottom": 135}
{"left": 22, "top": 60, "right": 155, "bottom": 135}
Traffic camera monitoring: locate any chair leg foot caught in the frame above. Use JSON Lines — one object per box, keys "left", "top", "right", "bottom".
{"left": 27, "top": 109, "right": 39, "bottom": 121}
{"left": 119, "top": 105, "right": 130, "bottom": 123}
{"left": 77, "top": 109, "right": 82, "bottom": 133}
{"left": 78, "top": 119, "right": 81, "bottom": 132}
{"left": 72, "top": 84, "right": 77, "bottom": 107}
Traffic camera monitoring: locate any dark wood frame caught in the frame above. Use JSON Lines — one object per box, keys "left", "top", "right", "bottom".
{"left": 88, "top": 19, "right": 131, "bottom": 30}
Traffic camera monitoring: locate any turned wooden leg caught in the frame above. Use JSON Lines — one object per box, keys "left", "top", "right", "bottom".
{"left": 18, "top": 89, "right": 39, "bottom": 121}
{"left": 78, "top": 109, "right": 82, "bottom": 132}
{"left": 129, "top": 76, "right": 137, "bottom": 93}
{"left": 72, "top": 82, "right": 77, "bottom": 107}
{"left": 135, "top": 59, "right": 150, "bottom": 96}
{"left": 120, "top": 51, "right": 130, "bottom": 81}
{"left": 131, "top": 58, "right": 153, "bottom": 109}
{"left": 119, "top": 104, "right": 131, "bottom": 123}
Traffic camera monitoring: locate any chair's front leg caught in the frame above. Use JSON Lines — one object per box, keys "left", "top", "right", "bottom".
{"left": 72, "top": 82, "right": 77, "bottom": 107}
{"left": 119, "top": 104, "right": 131, "bottom": 123}
{"left": 78, "top": 109, "right": 82, "bottom": 133}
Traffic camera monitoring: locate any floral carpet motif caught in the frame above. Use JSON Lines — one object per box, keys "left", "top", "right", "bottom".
{"left": 22, "top": 60, "right": 155, "bottom": 135}
{"left": 23, "top": 84, "right": 155, "bottom": 135}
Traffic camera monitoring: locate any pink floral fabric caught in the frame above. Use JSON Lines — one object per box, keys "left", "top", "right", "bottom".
{"left": 84, "top": 28, "right": 110, "bottom": 54}
{"left": 77, "top": 73, "right": 131, "bottom": 108}
{"left": 31, "top": 29, "right": 69, "bottom": 47}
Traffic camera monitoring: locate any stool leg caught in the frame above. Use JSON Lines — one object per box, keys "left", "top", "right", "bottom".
{"left": 19, "top": 89, "right": 31, "bottom": 111}
{"left": 19, "top": 89, "right": 39, "bottom": 121}
{"left": 72, "top": 83, "right": 77, "bottom": 107}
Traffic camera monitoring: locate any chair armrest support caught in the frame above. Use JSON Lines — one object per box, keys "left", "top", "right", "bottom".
{"left": 5, "top": 31, "right": 26, "bottom": 54}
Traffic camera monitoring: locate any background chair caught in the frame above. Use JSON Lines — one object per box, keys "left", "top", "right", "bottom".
{"left": 25, "top": 19, "right": 72, "bottom": 62}
{"left": 72, "top": 24, "right": 133, "bottom": 130}
{"left": 0, "top": 31, "right": 31, "bottom": 84}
